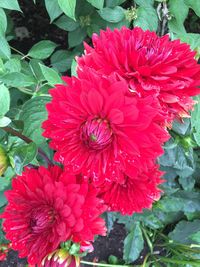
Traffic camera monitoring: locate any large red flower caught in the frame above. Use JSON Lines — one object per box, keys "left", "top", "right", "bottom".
{"left": 98, "top": 162, "right": 164, "bottom": 215}
{"left": 1, "top": 166, "right": 106, "bottom": 265}
{"left": 42, "top": 68, "right": 169, "bottom": 185}
{"left": 78, "top": 27, "right": 200, "bottom": 120}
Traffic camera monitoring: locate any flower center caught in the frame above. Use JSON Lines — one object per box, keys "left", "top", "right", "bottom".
{"left": 80, "top": 118, "right": 113, "bottom": 150}
{"left": 30, "top": 206, "right": 55, "bottom": 234}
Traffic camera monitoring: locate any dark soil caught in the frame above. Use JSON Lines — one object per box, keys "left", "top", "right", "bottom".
{"left": 85, "top": 223, "right": 126, "bottom": 263}
{"left": 0, "top": 251, "right": 26, "bottom": 267}
{"left": 10, "top": 0, "right": 68, "bottom": 54}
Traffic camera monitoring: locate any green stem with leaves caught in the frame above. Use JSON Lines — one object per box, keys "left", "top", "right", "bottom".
{"left": 2, "top": 126, "right": 52, "bottom": 165}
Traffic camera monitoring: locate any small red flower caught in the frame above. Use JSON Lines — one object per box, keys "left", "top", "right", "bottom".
{"left": 98, "top": 162, "right": 164, "bottom": 215}
{"left": 42, "top": 68, "right": 169, "bottom": 185}
{"left": 78, "top": 27, "right": 200, "bottom": 120}
{"left": 1, "top": 166, "right": 106, "bottom": 265}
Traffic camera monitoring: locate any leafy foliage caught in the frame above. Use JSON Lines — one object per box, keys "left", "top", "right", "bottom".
{"left": 0, "top": 0, "right": 200, "bottom": 266}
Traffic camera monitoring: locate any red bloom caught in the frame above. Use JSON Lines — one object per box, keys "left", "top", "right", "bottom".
{"left": 42, "top": 69, "right": 169, "bottom": 184}
{"left": 98, "top": 162, "right": 163, "bottom": 215}
{"left": 78, "top": 27, "right": 200, "bottom": 120}
{"left": 1, "top": 166, "right": 106, "bottom": 265}
{"left": 39, "top": 249, "right": 80, "bottom": 267}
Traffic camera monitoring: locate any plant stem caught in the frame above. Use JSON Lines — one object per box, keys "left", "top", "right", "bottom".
{"left": 142, "top": 253, "right": 151, "bottom": 267}
{"left": 38, "top": 147, "right": 52, "bottom": 165}
{"left": 18, "top": 87, "right": 34, "bottom": 95}
{"left": 158, "top": 256, "right": 200, "bottom": 266}
{"left": 2, "top": 126, "right": 52, "bottom": 165}
{"left": 161, "top": 2, "right": 168, "bottom": 36}
{"left": 10, "top": 46, "right": 31, "bottom": 60}
{"left": 141, "top": 226, "right": 153, "bottom": 254}
{"left": 3, "top": 126, "right": 32, "bottom": 143}
{"left": 80, "top": 261, "right": 132, "bottom": 267}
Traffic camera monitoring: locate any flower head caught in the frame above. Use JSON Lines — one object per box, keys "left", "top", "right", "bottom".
{"left": 98, "top": 162, "right": 164, "bottom": 215}
{"left": 40, "top": 249, "right": 80, "bottom": 267}
{"left": 42, "top": 68, "right": 169, "bottom": 184}
{"left": 78, "top": 27, "right": 200, "bottom": 120}
{"left": 1, "top": 166, "right": 106, "bottom": 265}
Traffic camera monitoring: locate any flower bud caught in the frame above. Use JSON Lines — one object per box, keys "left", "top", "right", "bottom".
{"left": 40, "top": 249, "right": 80, "bottom": 267}
{"left": 0, "top": 146, "right": 9, "bottom": 176}
{"left": 125, "top": 7, "right": 137, "bottom": 22}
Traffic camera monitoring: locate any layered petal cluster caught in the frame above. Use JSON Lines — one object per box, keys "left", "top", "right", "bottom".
{"left": 42, "top": 68, "right": 169, "bottom": 185}
{"left": 78, "top": 27, "right": 200, "bottom": 120}
{"left": 98, "top": 162, "right": 163, "bottom": 215}
{"left": 1, "top": 166, "right": 106, "bottom": 265}
{"left": 40, "top": 249, "right": 80, "bottom": 267}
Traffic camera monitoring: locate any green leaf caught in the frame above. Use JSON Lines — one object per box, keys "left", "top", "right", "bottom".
{"left": 44, "top": 0, "right": 62, "bottom": 22}
{"left": 71, "top": 59, "right": 77, "bottom": 76}
{"left": 1, "top": 72, "right": 35, "bottom": 87}
{"left": 158, "top": 191, "right": 200, "bottom": 213}
{"left": 29, "top": 59, "right": 44, "bottom": 81}
{"left": 191, "top": 96, "right": 200, "bottom": 146}
{"left": 178, "top": 33, "right": 200, "bottom": 54}
{"left": 0, "top": 58, "right": 5, "bottom": 74}
{"left": 86, "top": 0, "right": 104, "bottom": 9}
{"left": 172, "top": 118, "right": 190, "bottom": 136}
{"left": 39, "top": 64, "right": 62, "bottom": 86}
{"left": 19, "top": 96, "right": 51, "bottom": 145}
{"left": 159, "top": 143, "right": 195, "bottom": 179}
{"left": 58, "top": 0, "right": 76, "bottom": 20}
{"left": 133, "top": 210, "right": 164, "bottom": 230}
{"left": 0, "top": 0, "right": 21, "bottom": 11}
{"left": 0, "top": 191, "right": 7, "bottom": 208}
{"left": 0, "top": 8, "right": 7, "bottom": 35}
{"left": 0, "top": 36, "right": 11, "bottom": 59}
{"left": 184, "top": 0, "right": 200, "bottom": 17}
{"left": 178, "top": 176, "right": 195, "bottom": 191}
{"left": 135, "top": 0, "right": 154, "bottom": 6}
{"left": 98, "top": 7, "right": 125, "bottom": 23}
{"left": 4, "top": 58, "right": 21, "bottom": 73}
{"left": 169, "top": 220, "right": 200, "bottom": 244}
{"left": 104, "top": 212, "right": 118, "bottom": 232}
{"left": 190, "top": 231, "right": 200, "bottom": 243}
{"left": 11, "top": 142, "right": 37, "bottom": 174}
{"left": 168, "top": 0, "right": 188, "bottom": 34}
{"left": 28, "top": 40, "right": 58, "bottom": 60}
{"left": 106, "top": 0, "right": 126, "bottom": 7}
{"left": 68, "top": 27, "right": 87, "bottom": 48}
{"left": 123, "top": 222, "right": 144, "bottom": 263}
{"left": 54, "top": 15, "right": 79, "bottom": 31}
{"left": 0, "top": 116, "right": 11, "bottom": 127}
{"left": 76, "top": 0, "right": 95, "bottom": 16}
{"left": 51, "top": 50, "right": 76, "bottom": 72}
{"left": 0, "top": 177, "right": 10, "bottom": 191}
{"left": 0, "top": 84, "right": 10, "bottom": 116}
{"left": 134, "top": 6, "right": 158, "bottom": 31}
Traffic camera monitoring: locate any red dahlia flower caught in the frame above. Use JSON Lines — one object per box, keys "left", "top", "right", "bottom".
{"left": 40, "top": 249, "right": 80, "bottom": 267}
{"left": 98, "top": 162, "right": 163, "bottom": 215}
{"left": 42, "top": 69, "right": 169, "bottom": 184}
{"left": 78, "top": 27, "right": 200, "bottom": 120}
{"left": 1, "top": 166, "right": 106, "bottom": 265}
